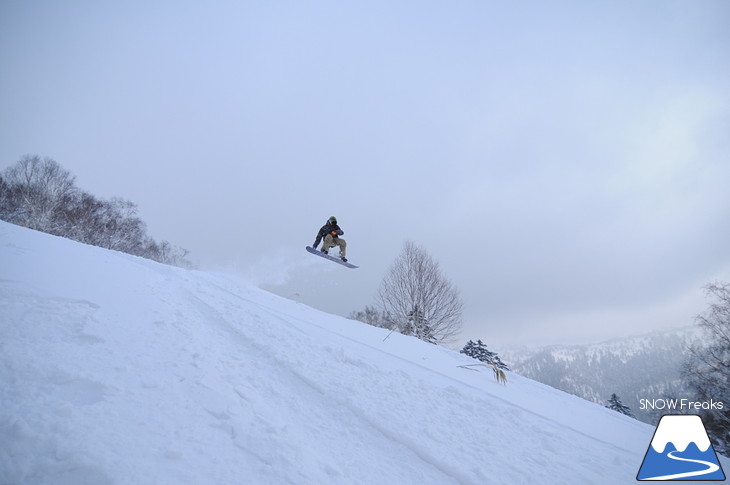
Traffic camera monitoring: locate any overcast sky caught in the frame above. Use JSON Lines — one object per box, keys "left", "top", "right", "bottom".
{"left": 2, "top": 1, "right": 729, "bottom": 348}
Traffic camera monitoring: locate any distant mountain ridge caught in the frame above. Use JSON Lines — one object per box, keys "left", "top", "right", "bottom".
{"left": 503, "top": 326, "right": 704, "bottom": 425}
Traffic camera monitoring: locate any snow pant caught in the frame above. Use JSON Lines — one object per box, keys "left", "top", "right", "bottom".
{"left": 322, "top": 234, "right": 346, "bottom": 258}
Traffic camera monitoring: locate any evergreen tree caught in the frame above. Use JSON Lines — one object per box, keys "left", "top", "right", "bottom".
{"left": 605, "top": 393, "right": 634, "bottom": 417}
{"left": 460, "top": 340, "right": 509, "bottom": 371}
{"left": 406, "top": 305, "right": 437, "bottom": 344}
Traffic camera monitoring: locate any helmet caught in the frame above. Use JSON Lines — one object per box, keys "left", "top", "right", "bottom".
{"left": 328, "top": 216, "right": 337, "bottom": 224}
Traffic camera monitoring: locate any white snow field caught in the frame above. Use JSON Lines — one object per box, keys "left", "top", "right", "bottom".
{"left": 1, "top": 220, "right": 726, "bottom": 484}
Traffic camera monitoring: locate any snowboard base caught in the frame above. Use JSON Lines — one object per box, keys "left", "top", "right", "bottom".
{"left": 306, "top": 246, "right": 358, "bottom": 269}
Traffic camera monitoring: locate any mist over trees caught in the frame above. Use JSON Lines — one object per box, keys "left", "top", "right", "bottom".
{"left": 508, "top": 281, "right": 729, "bottom": 455}
{"left": 0, "top": 155, "right": 192, "bottom": 268}
{"left": 351, "top": 241, "right": 463, "bottom": 346}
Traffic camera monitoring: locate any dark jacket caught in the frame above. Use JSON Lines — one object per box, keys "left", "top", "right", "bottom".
{"left": 313, "top": 222, "right": 344, "bottom": 248}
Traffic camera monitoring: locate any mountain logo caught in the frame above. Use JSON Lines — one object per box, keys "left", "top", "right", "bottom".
{"left": 637, "top": 414, "right": 726, "bottom": 481}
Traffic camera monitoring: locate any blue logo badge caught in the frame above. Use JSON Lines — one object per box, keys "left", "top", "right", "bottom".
{"left": 637, "top": 414, "right": 725, "bottom": 481}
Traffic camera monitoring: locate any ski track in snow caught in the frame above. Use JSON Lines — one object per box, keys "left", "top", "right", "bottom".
{"left": 170, "top": 275, "right": 632, "bottom": 484}
{"left": 178, "top": 279, "right": 467, "bottom": 484}
{"left": 198, "top": 276, "right": 646, "bottom": 460}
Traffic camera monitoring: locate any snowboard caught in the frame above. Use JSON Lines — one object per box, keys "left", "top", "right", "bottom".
{"left": 306, "top": 246, "right": 358, "bottom": 269}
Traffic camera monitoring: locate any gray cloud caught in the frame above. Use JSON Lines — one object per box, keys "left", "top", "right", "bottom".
{"left": 2, "top": 0, "right": 729, "bottom": 347}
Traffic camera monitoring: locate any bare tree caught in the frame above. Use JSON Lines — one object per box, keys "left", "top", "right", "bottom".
{"left": 349, "top": 305, "right": 392, "bottom": 329}
{"left": 0, "top": 174, "right": 12, "bottom": 221}
{"left": 377, "top": 241, "right": 463, "bottom": 345}
{"left": 683, "top": 282, "right": 730, "bottom": 455}
{"left": 2, "top": 155, "right": 76, "bottom": 231}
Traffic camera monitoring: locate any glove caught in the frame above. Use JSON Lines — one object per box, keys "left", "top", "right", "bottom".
{"left": 331, "top": 231, "right": 338, "bottom": 236}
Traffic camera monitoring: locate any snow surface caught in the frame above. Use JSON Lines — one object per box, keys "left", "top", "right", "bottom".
{"left": 1, "top": 220, "right": 727, "bottom": 484}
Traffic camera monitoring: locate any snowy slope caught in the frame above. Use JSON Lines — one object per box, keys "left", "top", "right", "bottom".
{"left": 1, "top": 221, "right": 726, "bottom": 485}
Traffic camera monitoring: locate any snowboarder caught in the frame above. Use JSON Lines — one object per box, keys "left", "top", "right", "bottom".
{"left": 312, "top": 216, "right": 347, "bottom": 262}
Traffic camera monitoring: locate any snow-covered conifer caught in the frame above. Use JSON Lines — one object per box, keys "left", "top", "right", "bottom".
{"left": 460, "top": 339, "right": 509, "bottom": 371}
{"left": 605, "top": 393, "right": 634, "bottom": 418}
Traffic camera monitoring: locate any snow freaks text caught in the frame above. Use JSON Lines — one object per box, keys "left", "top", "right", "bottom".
{"left": 639, "top": 398, "right": 724, "bottom": 411}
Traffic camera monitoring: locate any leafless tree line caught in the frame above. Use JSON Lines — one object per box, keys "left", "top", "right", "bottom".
{"left": 0, "top": 155, "right": 192, "bottom": 268}
{"left": 683, "top": 281, "right": 730, "bottom": 455}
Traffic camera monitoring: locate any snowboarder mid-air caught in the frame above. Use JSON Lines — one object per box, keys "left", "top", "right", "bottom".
{"left": 312, "top": 216, "right": 347, "bottom": 262}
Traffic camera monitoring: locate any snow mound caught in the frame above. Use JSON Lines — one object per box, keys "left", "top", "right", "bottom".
{"left": 2, "top": 221, "right": 723, "bottom": 484}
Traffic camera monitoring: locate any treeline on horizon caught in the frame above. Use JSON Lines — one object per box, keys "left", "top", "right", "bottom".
{"left": 0, "top": 155, "right": 192, "bottom": 268}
